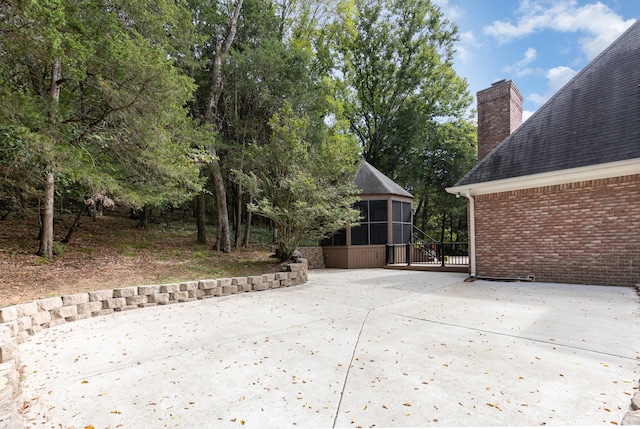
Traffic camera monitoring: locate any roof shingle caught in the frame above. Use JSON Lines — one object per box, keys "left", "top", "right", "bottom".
{"left": 456, "top": 20, "right": 640, "bottom": 187}
{"left": 354, "top": 161, "right": 413, "bottom": 198}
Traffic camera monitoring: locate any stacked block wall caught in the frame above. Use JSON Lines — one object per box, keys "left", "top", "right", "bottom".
{"left": 0, "top": 259, "right": 308, "bottom": 428}
{"left": 298, "top": 247, "right": 325, "bottom": 269}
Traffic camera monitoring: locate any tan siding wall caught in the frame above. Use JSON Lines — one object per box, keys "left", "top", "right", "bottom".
{"left": 474, "top": 174, "right": 640, "bottom": 286}
{"left": 323, "top": 246, "right": 387, "bottom": 269}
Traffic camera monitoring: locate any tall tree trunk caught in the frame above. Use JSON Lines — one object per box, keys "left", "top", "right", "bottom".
{"left": 440, "top": 211, "right": 446, "bottom": 243}
{"left": 38, "top": 58, "right": 62, "bottom": 258}
{"left": 242, "top": 206, "right": 252, "bottom": 248}
{"left": 208, "top": 152, "right": 231, "bottom": 252}
{"left": 202, "top": 0, "right": 242, "bottom": 254}
{"left": 196, "top": 187, "right": 207, "bottom": 244}
{"left": 234, "top": 183, "right": 242, "bottom": 248}
{"left": 449, "top": 213, "right": 454, "bottom": 242}
{"left": 37, "top": 172, "right": 54, "bottom": 258}
{"left": 62, "top": 203, "right": 85, "bottom": 244}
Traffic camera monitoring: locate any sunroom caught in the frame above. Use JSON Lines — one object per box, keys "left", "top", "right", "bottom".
{"left": 322, "top": 161, "right": 413, "bottom": 268}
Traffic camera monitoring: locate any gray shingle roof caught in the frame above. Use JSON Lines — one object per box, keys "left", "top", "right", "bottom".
{"left": 456, "top": 20, "right": 640, "bottom": 187}
{"left": 355, "top": 161, "right": 413, "bottom": 198}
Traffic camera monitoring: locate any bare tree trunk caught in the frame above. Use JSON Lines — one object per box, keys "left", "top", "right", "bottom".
{"left": 234, "top": 183, "right": 242, "bottom": 248}
{"left": 37, "top": 172, "right": 54, "bottom": 258}
{"left": 196, "top": 187, "right": 207, "bottom": 244}
{"left": 38, "top": 58, "right": 62, "bottom": 258}
{"left": 62, "top": 203, "right": 85, "bottom": 244}
{"left": 242, "top": 204, "right": 252, "bottom": 248}
{"left": 208, "top": 155, "right": 231, "bottom": 252}
{"left": 203, "top": 0, "right": 243, "bottom": 254}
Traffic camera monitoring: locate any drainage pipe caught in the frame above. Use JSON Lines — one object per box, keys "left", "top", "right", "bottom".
{"left": 471, "top": 275, "right": 536, "bottom": 282}
{"left": 464, "top": 190, "right": 477, "bottom": 277}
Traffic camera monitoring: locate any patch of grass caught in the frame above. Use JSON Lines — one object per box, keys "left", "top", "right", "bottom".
{"left": 52, "top": 242, "right": 66, "bottom": 257}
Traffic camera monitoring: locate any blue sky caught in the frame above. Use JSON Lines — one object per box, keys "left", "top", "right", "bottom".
{"left": 433, "top": 0, "right": 640, "bottom": 121}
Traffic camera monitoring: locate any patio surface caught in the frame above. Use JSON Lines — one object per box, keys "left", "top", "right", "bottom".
{"left": 19, "top": 269, "right": 639, "bottom": 428}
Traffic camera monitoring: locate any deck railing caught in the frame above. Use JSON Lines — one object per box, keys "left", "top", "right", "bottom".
{"left": 385, "top": 241, "right": 469, "bottom": 267}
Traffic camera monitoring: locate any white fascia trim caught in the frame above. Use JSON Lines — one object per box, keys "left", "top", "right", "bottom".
{"left": 446, "top": 158, "right": 640, "bottom": 197}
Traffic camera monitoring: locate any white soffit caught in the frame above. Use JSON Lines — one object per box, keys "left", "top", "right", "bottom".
{"left": 446, "top": 158, "right": 640, "bottom": 197}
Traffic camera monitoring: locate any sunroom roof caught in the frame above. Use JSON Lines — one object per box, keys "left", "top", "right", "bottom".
{"left": 354, "top": 161, "right": 413, "bottom": 198}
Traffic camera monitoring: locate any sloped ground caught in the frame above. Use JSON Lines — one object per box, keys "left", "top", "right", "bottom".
{"left": 0, "top": 208, "right": 281, "bottom": 308}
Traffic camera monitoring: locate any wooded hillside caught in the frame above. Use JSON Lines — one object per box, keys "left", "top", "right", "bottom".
{"left": 0, "top": 0, "right": 476, "bottom": 265}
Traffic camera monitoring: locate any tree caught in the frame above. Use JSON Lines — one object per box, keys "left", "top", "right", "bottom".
{"left": 186, "top": 0, "right": 338, "bottom": 251}
{"left": 332, "top": 0, "right": 472, "bottom": 176}
{"left": 0, "top": 0, "right": 201, "bottom": 256}
{"left": 236, "top": 102, "right": 361, "bottom": 261}
{"left": 328, "top": 0, "right": 476, "bottom": 240}
{"left": 403, "top": 120, "right": 477, "bottom": 240}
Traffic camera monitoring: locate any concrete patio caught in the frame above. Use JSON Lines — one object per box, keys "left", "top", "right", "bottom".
{"left": 19, "top": 269, "right": 639, "bottom": 428}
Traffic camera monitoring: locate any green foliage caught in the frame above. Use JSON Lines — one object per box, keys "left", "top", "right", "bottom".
{"left": 1, "top": 0, "right": 479, "bottom": 251}
{"left": 404, "top": 120, "right": 476, "bottom": 238}
{"left": 330, "top": 0, "right": 475, "bottom": 239}
{"left": 236, "top": 102, "right": 360, "bottom": 261}
{"left": 0, "top": 0, "right": 202, "bottom": 213}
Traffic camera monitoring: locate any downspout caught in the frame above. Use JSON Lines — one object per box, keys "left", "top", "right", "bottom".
{"left": 464, "top": 190, "right": 477, "bottom": 277}
{"left": 463, "top": 190, "right": 534, "bottom": 282}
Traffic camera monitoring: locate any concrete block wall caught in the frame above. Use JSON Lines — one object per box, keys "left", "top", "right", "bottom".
{"left": 474, "top": 174, "right": 640, "bottom": 286}
{"left": 0, "top": 259, "right": 308, "bottom": 428}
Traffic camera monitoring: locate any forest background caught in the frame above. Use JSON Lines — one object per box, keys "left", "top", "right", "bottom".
{"left": 0, "top": 0, "right": 477, "bottom": 275}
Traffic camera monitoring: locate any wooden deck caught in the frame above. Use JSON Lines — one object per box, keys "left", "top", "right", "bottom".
{"left": 384, "top": 264, "right": 469, "bottom": 273}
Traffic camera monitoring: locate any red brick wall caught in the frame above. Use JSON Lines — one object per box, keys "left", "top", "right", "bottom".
{"left": 474, "top": 174, "right": 640, "bottom": 286}
{"left": 477, "top": 80, "right": 523, "bottom": 161}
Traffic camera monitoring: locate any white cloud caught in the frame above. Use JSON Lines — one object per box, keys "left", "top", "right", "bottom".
{"left": 433, "top": 0, "right": 463, "bottom": 21}
{"left": 455, "top": 31, "right": 480, "bottom": 63}
{"left": 547, "top": 65, "right": 577, "bottom": 91}
{"left": 502, "top": 47, "right": 538, "bottom": 77}
{"left": 528, "top": 65, "right": 577, "bottom": 106}
{"left": 484, "top": 0, "right": 636, "bottom": 59}
{"left": 523, "top": 110, "right": 535, "bottom": 122}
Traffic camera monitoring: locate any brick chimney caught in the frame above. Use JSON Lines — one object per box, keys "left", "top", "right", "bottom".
{"left": 476, "top": 79, "right": 523, "bottom": 162}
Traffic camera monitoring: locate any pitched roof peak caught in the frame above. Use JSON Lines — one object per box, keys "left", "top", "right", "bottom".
{"left": 456, "top": 19, "right": 640, "bottom": 188}
{"left": 354, "top": 161, "right": 413, "bottom": 198}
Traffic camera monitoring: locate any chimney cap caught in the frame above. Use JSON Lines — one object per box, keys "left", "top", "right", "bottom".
{"left": 491, "top": 79, "right": 506, "bottom": 86}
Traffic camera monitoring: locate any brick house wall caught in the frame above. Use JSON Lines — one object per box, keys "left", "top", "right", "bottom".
{"left": 473, "top": 174, "right": 640, "bottom": 286}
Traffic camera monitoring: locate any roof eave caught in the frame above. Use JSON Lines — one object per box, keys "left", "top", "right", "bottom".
{"left": 446, "top": 158, "right": 640, "bottom": 197}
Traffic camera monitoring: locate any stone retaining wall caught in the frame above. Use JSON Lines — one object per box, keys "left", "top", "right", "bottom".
{"left": 297, "top": 247, "right": 324, "bottom": 269}
{"left": 0, "top": 259, "right": 308, "bottom": 428}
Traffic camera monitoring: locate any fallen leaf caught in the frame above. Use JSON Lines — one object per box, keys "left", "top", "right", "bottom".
{"left": 486, "top": 403, "right": 502, "bottom": 411}
{"left": 84, "top": 426, "right": 95, "bottom": 429}
{"left": 111, "top": 410, "right": 122, "bottom": 414}
{"left": 81, "top": 380, "right": 89, "bottom": 384}
{"left": 403, "top": 403, "right": 412, "bottom": 407}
